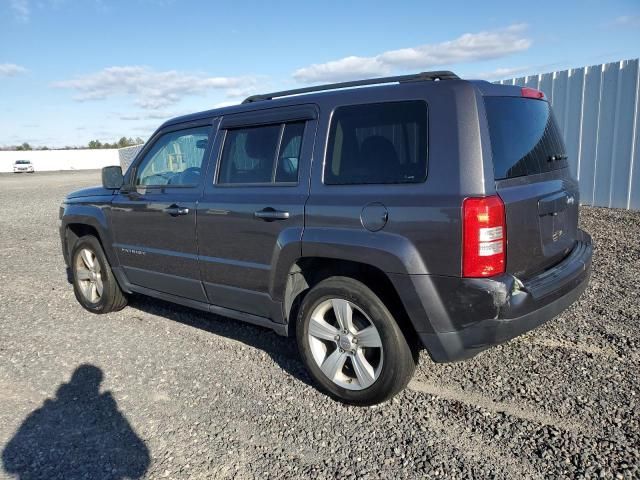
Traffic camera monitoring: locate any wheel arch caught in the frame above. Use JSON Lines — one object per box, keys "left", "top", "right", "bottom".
{"left": 62, "top": 204, "right": 117, "bottom": 267}
{"left": 282, "top": 257, "right": 421, "bottom": 350}
{"left": 65, "top": 223, "right": 99, "bottom": 255}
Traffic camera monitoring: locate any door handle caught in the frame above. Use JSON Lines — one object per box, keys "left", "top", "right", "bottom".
{"left": 165, "top": 205, "right": 190, "bottom": 216}
{"left": 254, "top": 208, "right": 290, "bottom": 221}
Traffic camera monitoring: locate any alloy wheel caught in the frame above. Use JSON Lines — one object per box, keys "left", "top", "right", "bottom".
{"left": 74, "top": 248, "right": 103, "bottom": 303}
{"left": 307, "top": 298, "right": 383, "bottom": 390}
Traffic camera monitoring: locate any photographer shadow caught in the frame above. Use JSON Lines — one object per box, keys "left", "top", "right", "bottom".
{"left": 2, "top": 364, "right": 150, "bottom": 480}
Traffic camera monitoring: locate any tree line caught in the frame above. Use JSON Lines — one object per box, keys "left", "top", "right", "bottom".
{"left": 1, "top": 137, "right": 145, "bottom": 151}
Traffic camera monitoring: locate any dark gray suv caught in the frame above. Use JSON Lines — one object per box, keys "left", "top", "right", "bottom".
{"left": 60, "top": 71, "right": 592, "bottom": 405}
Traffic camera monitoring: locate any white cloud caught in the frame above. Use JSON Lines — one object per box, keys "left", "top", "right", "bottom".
{"left": 474, "top": 66, "right": 531, "bottom": 80}
{"left": 293, "top": 24, "right": 531, "bottom": 83}
{"left": 213, "top": 100, "right": 239, "bottom": 109}
{"left": 0, "top": 63, "right": 28, "bottom": 77}
{"left": 119, "top": 110, "right": 179, "bottom": 121}
{"left": 119, "top": 114, "right": 141, "bottom": 121}
{"left": 53, "top": 66, "right": 258, "bottom": 110}
{"left": 225, "top": 85, "right": 261, "bottom": 99}
{"left": 10, "top": 0, "right": 30, "bottom": 21}
{"left": 294, "top": 56, "right": 388, "bottom": 84}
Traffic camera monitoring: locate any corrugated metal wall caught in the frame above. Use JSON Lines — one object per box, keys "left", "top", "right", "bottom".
{"left": 498, "top": 58, "right": 640, "bottom": 210}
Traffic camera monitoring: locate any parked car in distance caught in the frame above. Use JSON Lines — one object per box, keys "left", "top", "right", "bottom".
{"left": 13, "top": 160, "right": 34, "bottom": 173}
{"left": 59, "top": 71, "right": 592, "bottom": 405}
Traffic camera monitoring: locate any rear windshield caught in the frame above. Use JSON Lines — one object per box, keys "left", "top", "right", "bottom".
{"left": 16, "top": 160, "right": 31, "bottom": 164}
{"left": 484, "top": 97, "right": 567, "bottom": 180}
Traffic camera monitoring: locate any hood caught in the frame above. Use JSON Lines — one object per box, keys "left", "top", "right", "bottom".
{"left": 66, "top": 185, "right": 116, "bottom": 199}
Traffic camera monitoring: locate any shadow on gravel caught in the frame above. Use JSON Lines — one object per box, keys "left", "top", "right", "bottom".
{"left": 128, "top": 295, "right": 314, "bottom": 387}
{"left": 2, "top": 364, "right": 150, "bottom": 480}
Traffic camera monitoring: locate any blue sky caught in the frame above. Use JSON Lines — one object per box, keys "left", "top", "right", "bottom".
{"left": 1, "top": 0, "right": 639, "bottom": 148}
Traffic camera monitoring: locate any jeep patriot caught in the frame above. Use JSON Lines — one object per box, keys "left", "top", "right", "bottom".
{"left": 60, "top": 71, "right": 593, "bottom": 405}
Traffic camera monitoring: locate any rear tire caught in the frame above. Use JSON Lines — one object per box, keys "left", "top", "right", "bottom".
{"left": 296, "top": 276, "right": 416, "bottom": 406}
{"left": 71, "top": 235, "right": 127, "bottom": 313}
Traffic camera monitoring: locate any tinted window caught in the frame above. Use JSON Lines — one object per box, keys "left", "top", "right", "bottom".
{"left": 136, "top": 127, "right": 209, "bottom": 186}
{"left": 218, "top": 122, "right": 305, "bottom": 185}
{"left": 485, "top": 97, "right": 567, "bottom": 180}
{"left": 218, "top": 125, "right": 280, "bottom": 184}
{"left": 325, "top": 101, "right": 428, "bottom": 185}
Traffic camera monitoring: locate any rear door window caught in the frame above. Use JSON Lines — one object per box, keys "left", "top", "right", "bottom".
{"left": 484, "top": 97, "right": 567, "bottom": 180}
{"left": 218, "top": 125, "right": 281, "bottom": 184}
{"left": 218, "top": 121, "right": 305, "bottom": 185}
{"left": 325, "top": 101, "right": 428, "bottom": 185}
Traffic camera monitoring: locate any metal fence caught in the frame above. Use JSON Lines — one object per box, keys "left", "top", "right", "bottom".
{"left": 498, "top": 58, "right": 640, "bottom": 210}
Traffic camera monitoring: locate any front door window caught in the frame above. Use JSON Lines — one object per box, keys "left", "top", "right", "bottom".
{"left": 135, "top": 127, "right": 210, "bottom": 187}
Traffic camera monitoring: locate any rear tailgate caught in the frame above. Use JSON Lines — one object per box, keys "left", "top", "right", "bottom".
{"left": 484, "top": 94, "right": 579, "bottom": 280}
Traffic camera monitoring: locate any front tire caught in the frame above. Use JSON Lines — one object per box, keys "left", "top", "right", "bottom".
{"left": 71, "top": 235, "right": 127, "bottom": 313}
{"left": 296, "top": 276, "right": 416, "bottom": 406}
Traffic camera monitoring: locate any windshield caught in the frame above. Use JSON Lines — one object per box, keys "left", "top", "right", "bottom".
{"left": 485, "top": 97, "right": 567, "bottom": 180}
{"left": 15, "top": 160, "right": 31, "bottom": 165}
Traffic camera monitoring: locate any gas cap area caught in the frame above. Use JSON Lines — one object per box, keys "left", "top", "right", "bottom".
{"left": 360, "top": 203, "right": 389, "bottom": 232}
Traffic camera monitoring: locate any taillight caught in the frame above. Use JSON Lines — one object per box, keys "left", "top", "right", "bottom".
{"left": 521, "top": 87, "right": 545, "bottom": 100}
{"left": 462, "top": 195, "right": 506, "bottom": 277}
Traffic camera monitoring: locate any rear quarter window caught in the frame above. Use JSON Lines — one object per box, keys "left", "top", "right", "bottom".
{"left": 325, "top": 101, "right": 428, "bottom": 185}
{"left": 484, "top": 97, "right": 567, "bottom": 180}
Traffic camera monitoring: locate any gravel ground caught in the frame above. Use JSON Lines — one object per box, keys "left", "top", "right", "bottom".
{"left": 0, "top": 170, "right": 638, "bottom": 479}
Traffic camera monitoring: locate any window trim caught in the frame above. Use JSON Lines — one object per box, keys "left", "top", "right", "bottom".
{"left": 270, "top": 123, "right": 286, "bottom": 183}
{"left": 214, "top": 120, "right": 305, "bottom": 187}
{"left": 219, "top": 104, "right": 317, "bottom": 129}
{"left": 322, "top": 100, "right": 429, "bottom": 186}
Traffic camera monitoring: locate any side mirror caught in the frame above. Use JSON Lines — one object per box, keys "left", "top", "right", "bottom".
{"left": 102, "top": 166, "right": 124, "bottom": 189}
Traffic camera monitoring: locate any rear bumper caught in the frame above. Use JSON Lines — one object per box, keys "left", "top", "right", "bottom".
{"left": 400, "top": 230, "right": 592, "bottom": 362}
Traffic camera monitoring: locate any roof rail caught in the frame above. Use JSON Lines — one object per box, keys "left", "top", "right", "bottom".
{"left": 242, "top": 70, "right": 459, "bottom": 104}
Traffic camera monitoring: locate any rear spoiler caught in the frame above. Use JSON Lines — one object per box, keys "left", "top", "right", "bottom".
{"left": 470, "top": 81, "right": 547, "bottom": 100}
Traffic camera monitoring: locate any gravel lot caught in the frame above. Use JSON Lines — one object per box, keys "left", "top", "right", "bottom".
{"left": 0, "top": 170, "right": 638, "bottom": 479}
